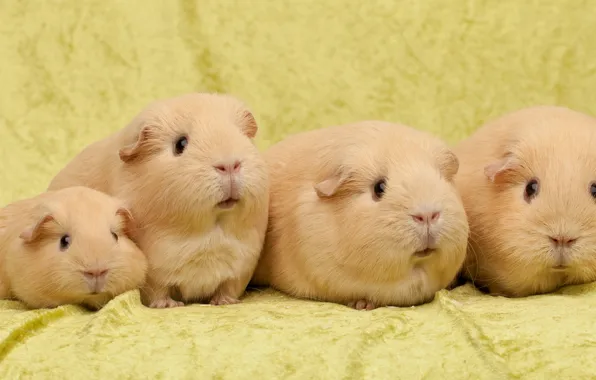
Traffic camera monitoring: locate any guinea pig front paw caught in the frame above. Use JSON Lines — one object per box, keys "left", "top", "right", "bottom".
{"left": 149, "top": 297, "right": 185, "bottom": 309}
{"left": 347, "top": 300, "right": 376, "bottom": 311}
{"left": 209, "top": 294, "right": 241, "bottom": 306}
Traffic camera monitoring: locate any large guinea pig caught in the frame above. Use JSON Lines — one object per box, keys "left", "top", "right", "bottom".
{"left": 454, "top": 106, "right": 596, "bottom": 297}
{"left": 48, "top": 93, "right": 269, "bottom": 308}
{"left": 251, "top": 121, "right": 469, "bottom": 310}
{"left": 0, "top": 186, "right": 147, "bottom": 310}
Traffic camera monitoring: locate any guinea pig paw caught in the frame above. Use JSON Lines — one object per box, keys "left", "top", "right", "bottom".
{"left": 347, "top": 300, "right": 376, "bottom": 311}
{"left": 209, "top": 294, "right": 241, "bottom": 306}
{"left": 149, "top": 297, "right": 185, "bottom": 309}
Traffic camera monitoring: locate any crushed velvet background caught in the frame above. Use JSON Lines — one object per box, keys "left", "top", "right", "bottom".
{"left": 1, "top": 0, "right": 596, "bottom": 378}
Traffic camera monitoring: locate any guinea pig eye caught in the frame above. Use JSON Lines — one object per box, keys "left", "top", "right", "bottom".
{"left": 524, "top": 178, "right": 540, "bottom": 202}
{"left": 590, "top": 182, "right": 596, "bottom": 199}
{"left": 373, "top": 178, "right": 387, "bottom": 200}
{"left": 174, "top": 136, "right": 188, "bottom": 156}
{"left": 59, "top": 234, "right": 71, "bottom": 251}
{"left": 111, "top": 231, "right": 118, "bottom": 242}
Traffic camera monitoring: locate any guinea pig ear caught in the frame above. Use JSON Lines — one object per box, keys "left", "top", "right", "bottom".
{"left": 484, "top": 157, "right": 519, "bottom": 184}
{"left": 436, "top": 149, "right": 459, "bottom": 182}
{"left": 116, "top": 207, "right": 137, "bottom": 242}
{"left": 119, "top": 126, "right": 158, "bottom": 163}
{"left": 314, "top": 169, "right": 349, "bottom": 198}
{"left": 236, "top": 110, "right": 258, "bottom": 139}
{"left": 20, "top": 213, "right": 55, "bottom": 243}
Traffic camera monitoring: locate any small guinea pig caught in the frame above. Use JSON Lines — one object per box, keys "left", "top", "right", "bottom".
{"left": 454, "top": 106, "right": 596, "bottom": 297}
{"left": 0, "top": 186, "right": 147, "bottom": 310}
{"left": 251, "top": 121, "right": 469, "bottom": 310}
{"left": 48, "top": 93, "right": 269, "bottom": 308}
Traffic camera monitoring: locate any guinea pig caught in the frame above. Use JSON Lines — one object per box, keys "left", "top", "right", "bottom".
{"left": 454, "top": 105, "right": 596, "bottom": 297}
{"left": 0, "top": 186, "right": 147, "bottom": 310}
{"left": 48, "top": 93, "right": 269, "bottom": 308}
{"left": 251, "top": 121, "right": 469, "bottom": 310}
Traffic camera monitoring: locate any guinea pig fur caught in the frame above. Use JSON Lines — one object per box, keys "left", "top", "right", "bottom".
{"left": 454, "top": 106, "right": 596, "bottom": 297}
{"left": 0, "top": 186, "right": 147, "bottom": 310}
{"left": 48, "top": 93, "right": 269, "bottom": 308}
{"left": 251, "top": 121, "right": 469, "bottom": 310}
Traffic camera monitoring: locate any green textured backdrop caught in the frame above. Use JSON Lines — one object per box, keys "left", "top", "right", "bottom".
{"left": 1, "top": 0, "right": 596, "bottom": 378}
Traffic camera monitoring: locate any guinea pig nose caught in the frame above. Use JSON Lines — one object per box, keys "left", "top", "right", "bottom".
{"left": 549, "top": 235, "right": 577, "bottom": 248}
{"left": 83, "top": 269, "right": 108, "bottom": 279}
{"left": 411, "top": 211, "right": 441, "bottom": 225}
{"left": 214, "top": 160, "right": 242, "bottom": 174}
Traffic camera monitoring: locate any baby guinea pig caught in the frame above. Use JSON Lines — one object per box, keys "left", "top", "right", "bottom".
{"left": 251, "top": 121, "right": 469, "bottom": 310}
{"left": 0, "top": 186, "right": 147, "bottom": 310}
{"left": 454, "top": 106, "right": 596, "bottom": 297}
{"left": 48, "top": 93, "right": 269, "bottom": 308}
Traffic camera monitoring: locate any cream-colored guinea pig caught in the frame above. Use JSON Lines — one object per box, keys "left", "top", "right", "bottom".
{"left": 48, "top": 93, "right": 269, "bottom": 308}
{"left": 251, "top": 121, "right": 469, "bottom": 310}
{"left": 454, "top": 106, "right": 596, "bottom": 297}
{"left": 0, "top": 186, "right": 147, "bottom": 310}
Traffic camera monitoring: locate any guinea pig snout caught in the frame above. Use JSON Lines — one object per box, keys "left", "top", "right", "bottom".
{"left": 214, "top": 159, "right": 243, "bottom": 203}
{"left": 82, "top": 268, "right": 108, "bottom": 294}
{"left": 410, "top": 204, "right": 442, "bottom": 229}
{"left": 548, "top": 235, "right": 577, "bottom": 249}
{"left": 213, "top": 159, "right": 242, "bottom": 175}
{"left": 409, "top": 205, "right": 443, "bottom": 255}
{"left": 547, "top": 233, "right": 579, "bottom": 270}
{"left": 411, "top": 211, "right": 441, "bottom": 226}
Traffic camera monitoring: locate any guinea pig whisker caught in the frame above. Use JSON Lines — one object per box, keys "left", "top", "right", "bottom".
{"left": 465, "top": 244, "right": 480, "bottom": 272}
{"left": 471, "top": 267, "right": 508, "bottom": 288}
